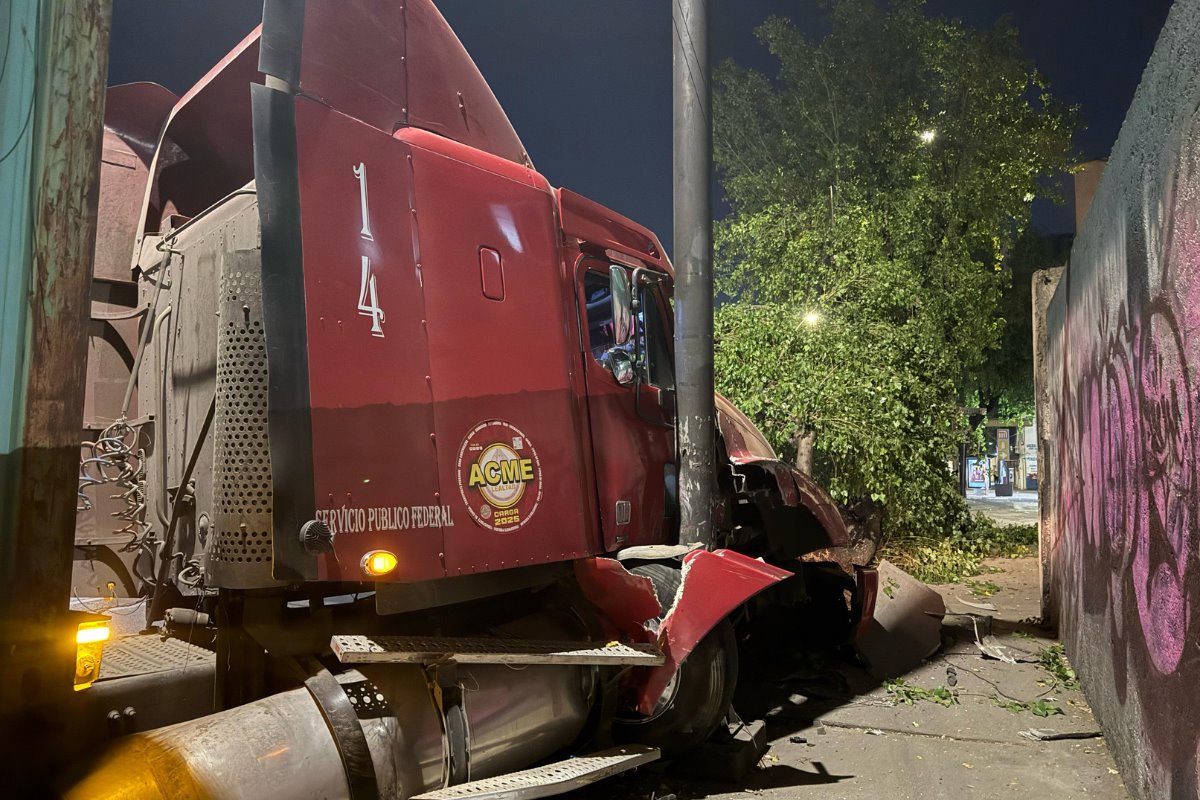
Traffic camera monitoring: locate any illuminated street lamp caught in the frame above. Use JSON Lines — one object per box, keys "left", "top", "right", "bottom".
{"left": 803, "top": 310, "right": 822, "bottom": 326}
{"left": 918, "top": 128, "right": 937, "bottom": 145}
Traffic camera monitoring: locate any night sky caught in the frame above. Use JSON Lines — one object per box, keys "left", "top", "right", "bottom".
{"left": 107, "top": 0, "right": 1175, "bottom": 251}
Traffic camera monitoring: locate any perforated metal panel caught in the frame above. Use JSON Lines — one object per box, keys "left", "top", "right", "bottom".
{"left": 411, "top": 745, "right": 659, "bottom": 800}
{"left": 207, "top": 242, "right": 279, "bottom": 588}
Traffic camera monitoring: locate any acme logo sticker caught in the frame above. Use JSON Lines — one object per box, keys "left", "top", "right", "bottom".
{"left": 456, "top": 420, "right": 543, "bottom": 533}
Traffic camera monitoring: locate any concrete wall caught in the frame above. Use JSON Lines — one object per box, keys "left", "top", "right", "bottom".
{"left": 1073, "top": 160, "right": 1108, "bottom": 235}
{"left": 1039, "top": 2, "right": 1200, "bottom": 797}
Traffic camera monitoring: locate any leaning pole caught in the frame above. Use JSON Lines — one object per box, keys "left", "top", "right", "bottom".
{"left": 0, "top": 0, "right": 112, "bottom": 787}
{"left": 673, "top": 0, "right": 715, "bottom": 548}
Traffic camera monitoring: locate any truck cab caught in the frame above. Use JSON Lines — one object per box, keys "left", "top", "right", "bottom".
{"left": 60, "top": 2, "right": 876, "bottom": 797}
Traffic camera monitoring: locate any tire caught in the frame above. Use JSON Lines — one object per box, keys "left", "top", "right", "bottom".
{"left": 614, "top": 563, "right": 739, "bottom": 755}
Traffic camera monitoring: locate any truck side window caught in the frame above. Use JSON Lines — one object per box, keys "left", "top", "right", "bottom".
{"left": 583, "top": 268, "right": 672, "bottom": 388}
{"left": 584, "top": 272, "right": 615, "bottom": 360}
{"left": 641, "top": 285, "right": 674, "bottom": 389}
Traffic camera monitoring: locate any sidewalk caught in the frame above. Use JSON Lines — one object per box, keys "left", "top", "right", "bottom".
{"left": 965, "top": 489, "right": 1039, "bottom": 527}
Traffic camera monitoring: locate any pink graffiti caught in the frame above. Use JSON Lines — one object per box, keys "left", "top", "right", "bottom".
{"left": 1045, "top": 87, "right": 1200, "bottom": 788}
{"left": 1085, "top": 376, "right": 1104, "bottom": 549}
{"left": 1130, "top": 304, "right": 1195, "bottom": 674}
{"left": 1101, "top": 350, "right": 1137, "bottom": 639}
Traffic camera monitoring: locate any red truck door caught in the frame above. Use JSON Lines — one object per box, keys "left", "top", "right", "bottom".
{"left": 402, "top": 131, "right": 599, "bottom": 575}
{"left": 577, "top": 260, "right": 677, "bottom": 550}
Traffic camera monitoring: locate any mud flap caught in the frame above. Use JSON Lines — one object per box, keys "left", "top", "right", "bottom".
{"left": 635, "top": 550, "right": 791, "bottom": 715}
{"left": 853, "top": 559, "right": 944, "bottom": 680}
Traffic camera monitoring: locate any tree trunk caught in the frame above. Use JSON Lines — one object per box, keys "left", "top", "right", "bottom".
{"left": 794, "top": 430, "right": 816, "bottom": 474}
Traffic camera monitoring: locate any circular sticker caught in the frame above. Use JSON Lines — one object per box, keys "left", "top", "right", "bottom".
{"left": 456, "top": 420, "right": 543, "bottom": 533}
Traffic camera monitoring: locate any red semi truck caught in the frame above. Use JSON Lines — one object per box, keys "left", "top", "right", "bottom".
{"left": 63, "top": 2, "right": 876, "bottom": 797}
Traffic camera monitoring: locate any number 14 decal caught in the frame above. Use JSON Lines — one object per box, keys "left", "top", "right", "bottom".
{"left": 358, "top": 255, "right": 385, "bottom": 336}
{"left": 354, "top": 162, "right": 385, "bottom": 337}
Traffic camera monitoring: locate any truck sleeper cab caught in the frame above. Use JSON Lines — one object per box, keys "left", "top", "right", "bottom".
{"left": 65, "top": 2, "right": 876, "bottom": 797}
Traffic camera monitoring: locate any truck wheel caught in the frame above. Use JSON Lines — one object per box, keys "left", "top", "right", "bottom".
{"left": 615, "top": 563, "right": 738, "bottom": 755}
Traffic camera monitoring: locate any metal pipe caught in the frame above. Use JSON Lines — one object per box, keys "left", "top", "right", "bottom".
{"left": 66, "top": 663, "right": 592, "bottom": 799}
{"left": 672, "top": 0, "right": 715, "bottom": 548}
{"left": 153, "top": 304, "right": 173, "bottom": 529}
{"left": 121, "top": 253, "right": 170, "bottom": 419}
{"left": 66, "top": 681, "right": 349, "bottom": 799}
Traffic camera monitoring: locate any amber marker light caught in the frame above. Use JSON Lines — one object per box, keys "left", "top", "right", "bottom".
{"left": 361, "top": 550, "right": 398, "bottom": 577}
{"left": 76, "top": 622, "right": 111, "bottom": 645}
{"left": 75, "top": 620, "right": 111, "bottom": 691}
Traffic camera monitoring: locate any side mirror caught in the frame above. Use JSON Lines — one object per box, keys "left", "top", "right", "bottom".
{"left": 610, "top": 265, "right": 632, "bottom": 346}
{"left": 607, "top": 349, "right": 635, "bottom": 385}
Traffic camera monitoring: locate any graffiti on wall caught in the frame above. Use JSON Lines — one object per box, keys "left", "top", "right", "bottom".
{"left": 1045, "top": 102, "right": 1200, "bottom": 799}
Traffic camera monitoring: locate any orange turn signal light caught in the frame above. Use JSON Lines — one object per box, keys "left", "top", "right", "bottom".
{"left": 76, "top": 622, "right": 111, "bottom": 645}
{"left": 74, "top": 620, "right": 111, "bottom": 691}
{"left": 361, "top": 550, "right": 398, "bottom": 577}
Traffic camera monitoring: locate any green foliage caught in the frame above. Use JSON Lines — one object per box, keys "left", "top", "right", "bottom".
{"left": 975, "top": 520, "right": 1039, "bottom": 555}
{"left": 965, "top": 579, "right": 1001, "bottom": 597}
{"left": 882, "top": 516, "right": 1038, "bottom": 583}
{"left": 885, "top": 679, "right": 957, "bottom": 707}
{"left": 892, "top": 537, "right": 982, "bottom": 584}
{"left": 712, "top": 0, "right": 1076, "bottom": 540}
{"left": 992, "top": 696, "right": 1063, "bottom": 717}
{"left": 1038, "top": 644, "right": 1079, "bottom": 690}
{"left": 968, "top": 231, "right": 1073, "bottom": 420}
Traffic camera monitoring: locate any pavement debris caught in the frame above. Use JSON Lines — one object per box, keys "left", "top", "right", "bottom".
{"left": 956, "top": 596, "right": 999, "bottom": 611}
{"left": 1019, "top": 728, "right": 1104, "bottom": 742}
{"left": 976, "top": 634, "right": 1038, "bottom": 664}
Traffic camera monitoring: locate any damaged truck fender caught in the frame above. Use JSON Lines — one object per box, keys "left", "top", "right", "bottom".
{"left": 636, "top": 550, "right": 790, "bottom": 715}
{"left": 576, "top": 551, "right": 791, "bottom": 715}
{"left": 716, "top": 394, "right": 852, "bottom": 552}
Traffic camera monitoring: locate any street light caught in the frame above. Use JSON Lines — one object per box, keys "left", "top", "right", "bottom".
{"left": 918, "top": 129, "right": 937, "bottom": 145}
{"left": 803, "top": 310, "right": 822, "bottom": 327}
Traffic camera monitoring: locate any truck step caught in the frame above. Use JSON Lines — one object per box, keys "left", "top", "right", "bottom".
{"left": 330, "top": 634, "right": 663, "bottom": 666}
{"left": 411, "top": 745, "right": 660, "bottom": 799}
{"left": 100, "top": 633, "right": 215, "bottom": 680}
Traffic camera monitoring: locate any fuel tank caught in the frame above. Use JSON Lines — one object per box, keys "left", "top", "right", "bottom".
{"left": 67, "top": 662, "right": 593, "bottom": 799}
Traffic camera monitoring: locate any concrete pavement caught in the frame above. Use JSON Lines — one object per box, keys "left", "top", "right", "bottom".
{"left": 578, "top": 556, "right": 1126, "bottom": 800}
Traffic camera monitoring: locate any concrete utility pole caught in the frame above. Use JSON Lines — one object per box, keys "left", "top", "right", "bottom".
{"left": 0, "top": 0, "right": 112, "bottom": 719}
{"left": 673, "top": 0, "right": 715, "bottom": 548}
